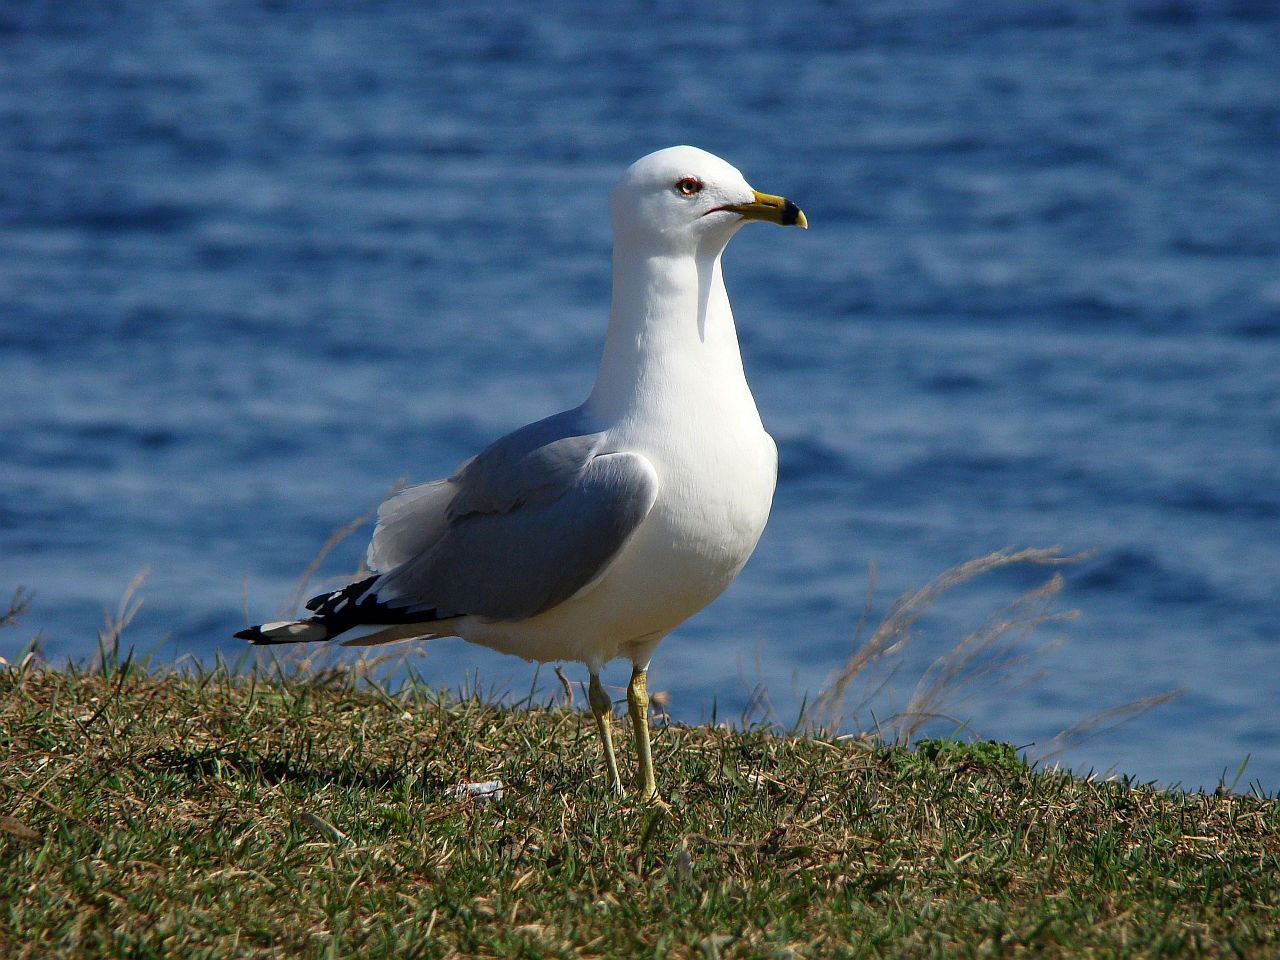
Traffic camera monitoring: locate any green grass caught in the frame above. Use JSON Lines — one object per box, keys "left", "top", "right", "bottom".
{"left": 1, "top": 655, "right": 1277, "bottom": 959}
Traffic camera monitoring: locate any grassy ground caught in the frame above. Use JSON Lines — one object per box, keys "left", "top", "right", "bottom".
{"left": 1, "top": 656, "right": 1277, "bottom": 959}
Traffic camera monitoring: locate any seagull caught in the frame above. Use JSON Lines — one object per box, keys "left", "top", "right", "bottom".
{"left": 237, "top": 146, "right": 807, "bottom": 804}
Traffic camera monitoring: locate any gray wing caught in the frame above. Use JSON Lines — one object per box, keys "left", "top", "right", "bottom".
{"left": 366, "top": 409, "right": 593, "bottom": 575}
{"left": 365, "top": 409, "right": 659, "bottom": 622}
{"left": 365, "top": 479, "right": 455, "bottom": 574}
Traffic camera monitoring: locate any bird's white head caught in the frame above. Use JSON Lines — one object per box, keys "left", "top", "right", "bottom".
{"left": 610, "top": 145, "right": 807, "bottom": 255}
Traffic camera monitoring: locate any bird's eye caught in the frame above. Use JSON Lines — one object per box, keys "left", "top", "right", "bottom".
{"left": 675, "top": 177, "right": 703, "bottom": 196}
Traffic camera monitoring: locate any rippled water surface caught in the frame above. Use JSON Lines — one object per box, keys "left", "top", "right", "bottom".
{"left": 2, "top": 2, "right": 1277, "bottom": 788}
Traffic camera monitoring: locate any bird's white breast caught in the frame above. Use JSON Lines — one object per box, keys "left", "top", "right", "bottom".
{"left": 455, "top": 393, "right": 776, "bottom": 667}
{"left": 615, "top": 394, "right": 777, "bottom": 603}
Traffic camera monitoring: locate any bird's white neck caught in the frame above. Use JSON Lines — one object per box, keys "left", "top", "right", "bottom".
{"left": 586, "top": 238, "right": 754, "bottom": 424}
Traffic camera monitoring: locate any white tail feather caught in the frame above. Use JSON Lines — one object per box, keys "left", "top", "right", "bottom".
{"left": 258, "top": 620, "right": 330, "bottom": 641}
{"left": 339, "top": 623, "right": 440, "bottom": 647}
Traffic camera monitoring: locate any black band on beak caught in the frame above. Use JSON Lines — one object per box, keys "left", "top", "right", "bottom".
{"left": 716, "top": 191, "right": 808, "bottom": 228}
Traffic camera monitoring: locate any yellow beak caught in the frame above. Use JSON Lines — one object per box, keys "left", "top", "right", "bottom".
{"left": 722, "top": 191, "right": 808, "bottom": 228}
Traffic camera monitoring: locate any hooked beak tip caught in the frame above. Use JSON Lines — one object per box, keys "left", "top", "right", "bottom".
{"left": 720, "top": 191, "right": 809, "bottom": 229}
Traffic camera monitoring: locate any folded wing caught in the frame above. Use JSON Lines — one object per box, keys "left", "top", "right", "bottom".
{"left": 361, "top": 408, "right": 659, "bottom": 623}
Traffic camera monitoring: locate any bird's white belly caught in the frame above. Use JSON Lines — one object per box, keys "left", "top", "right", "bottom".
{"left": 457, "top": 421, "right": 777, "bottom": 666}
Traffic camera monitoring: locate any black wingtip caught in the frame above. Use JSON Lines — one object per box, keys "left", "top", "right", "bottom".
{"left": 236, "top": 625, "right": 312, "bottom": 646}
{"left": 306, "top": 574, "right": 379, "bottom": 613}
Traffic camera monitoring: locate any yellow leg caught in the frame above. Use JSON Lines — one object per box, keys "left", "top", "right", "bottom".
{"left": 589, "top": 672, "right": 623, "bottom": 795}
{"left": 627, "top": 665, "right": 665, "bottom": 806}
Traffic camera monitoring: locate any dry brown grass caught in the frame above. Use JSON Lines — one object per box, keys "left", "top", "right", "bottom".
{"left": 801, "top": 547, "right": 1182, "bottom": 765}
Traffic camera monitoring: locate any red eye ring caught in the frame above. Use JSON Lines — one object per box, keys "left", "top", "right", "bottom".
{"left": 675, "top": 177, "right": 703, "bottom": 196}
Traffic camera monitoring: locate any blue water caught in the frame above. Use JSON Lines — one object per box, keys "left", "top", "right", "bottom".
{"left": 2, "top": 2, "right": 1277, "bottom": 790}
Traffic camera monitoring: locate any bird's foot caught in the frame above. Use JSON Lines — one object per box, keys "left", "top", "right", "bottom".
{"left": 639, "top": 790, "right": 672, "bottom": 816}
